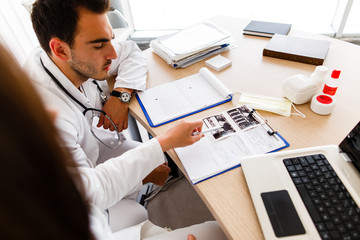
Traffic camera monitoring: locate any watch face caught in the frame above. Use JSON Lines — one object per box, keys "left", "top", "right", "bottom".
{"left": 121, "top": 92, "right": 131, "bottom": 103}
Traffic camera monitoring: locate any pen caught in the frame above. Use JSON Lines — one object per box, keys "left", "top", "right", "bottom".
{"left": 249, "top": 110, "right": 277, "bottom": 136}
{"left": 192, "top": 126, "right": 222, "bottom": 136}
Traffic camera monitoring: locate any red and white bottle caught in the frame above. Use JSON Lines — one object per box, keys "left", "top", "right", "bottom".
{"left": 322, "top": 70, "right": 341, "bottom": 96}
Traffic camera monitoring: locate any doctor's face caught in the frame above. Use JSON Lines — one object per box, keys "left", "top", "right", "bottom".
{"left": 68, "top": 8, "right": 117, "bottom": 81}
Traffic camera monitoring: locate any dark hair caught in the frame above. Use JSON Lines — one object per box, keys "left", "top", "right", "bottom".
{"left": 31, "top": 0, "right": 110, "bottom": 54}
{"left": 0, "top": 44, "right": 94, "bottom": 239}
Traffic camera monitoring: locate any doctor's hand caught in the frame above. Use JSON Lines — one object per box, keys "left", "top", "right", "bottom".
{"left": 143, "top": 163, "right": 171, "bottom": 186}
{"left": 97, "top": 95, "right": 129, "bottom": 132}
{"left": 156, "top": 120, "right": 204, "bottom": 152}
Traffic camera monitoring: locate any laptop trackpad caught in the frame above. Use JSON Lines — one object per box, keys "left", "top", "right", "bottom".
{"left": 261, "top": 190, "right": 305, "bottom": 237}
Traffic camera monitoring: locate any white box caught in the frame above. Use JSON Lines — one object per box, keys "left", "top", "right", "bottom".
{"left": 205, "top": 55, "right": 232, "bottom": 71}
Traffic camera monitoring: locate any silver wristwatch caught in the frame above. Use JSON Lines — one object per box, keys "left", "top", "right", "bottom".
{"left": 110, "top": 90, "right": 132, "bottom": 104}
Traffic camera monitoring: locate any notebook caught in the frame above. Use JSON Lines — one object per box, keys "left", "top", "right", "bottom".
{"left": 136, "top": 67, "right": 232, "bottom": 127}
{"left": 243, "top": 20, "right": 291, "bottom": 38}
{"left": 241, "top": 121, "right": 360, "bottom": 239}
{"left": 263, "top": 34, "right": 331, "bottom": 66}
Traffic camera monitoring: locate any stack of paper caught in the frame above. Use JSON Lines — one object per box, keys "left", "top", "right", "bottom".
{"left": 150, "top": 21, "right": 234, "bottom": 68}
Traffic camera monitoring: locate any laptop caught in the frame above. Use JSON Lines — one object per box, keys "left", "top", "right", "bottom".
{"left": 241, "top": 121, "right": 360, "bottom": 240}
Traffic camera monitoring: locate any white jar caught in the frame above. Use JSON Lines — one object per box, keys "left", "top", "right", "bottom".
{"left": 310, "top": 65, "right": 329, "bottom": 90}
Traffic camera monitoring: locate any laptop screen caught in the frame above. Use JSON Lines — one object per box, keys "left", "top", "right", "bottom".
{"left": 339, "top": 121, "right": 360, "bottom": 172}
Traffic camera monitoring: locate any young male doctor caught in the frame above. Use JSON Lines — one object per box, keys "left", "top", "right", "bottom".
{"left": 24, "top": 0, "right": 170, "bottom": 231}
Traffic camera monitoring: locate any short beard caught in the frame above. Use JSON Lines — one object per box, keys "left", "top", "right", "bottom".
{"left": 69, "top": 52, "right": 110, "bottom": 81}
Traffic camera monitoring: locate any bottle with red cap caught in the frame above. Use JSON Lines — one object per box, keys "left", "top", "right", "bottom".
{"left": 322, "top": 69, "right": 341, "bottom": 96}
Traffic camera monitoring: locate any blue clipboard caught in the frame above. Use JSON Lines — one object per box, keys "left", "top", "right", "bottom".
{"left": 136, "top": 94, "right": 233, "bottom": 128}
{"left": 187, "top": 132, "right": 289, "bottom": 185}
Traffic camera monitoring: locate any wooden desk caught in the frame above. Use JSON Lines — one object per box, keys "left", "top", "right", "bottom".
{"left": 129, "top": 16, "right": 360, "bottom": 240}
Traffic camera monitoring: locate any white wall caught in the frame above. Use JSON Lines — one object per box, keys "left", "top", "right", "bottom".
{"left": 0, "top": 0, "right": 39, "bottom": 66}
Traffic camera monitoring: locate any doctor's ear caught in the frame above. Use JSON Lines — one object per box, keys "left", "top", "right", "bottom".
{"left": 49, "top": 38, "right": 71, "bottom": 61}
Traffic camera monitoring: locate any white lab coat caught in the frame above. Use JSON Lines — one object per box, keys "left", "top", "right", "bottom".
{"left": 23, "top": 41, "right": 167, "bottom": 238}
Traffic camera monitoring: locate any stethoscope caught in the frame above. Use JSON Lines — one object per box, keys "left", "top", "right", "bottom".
{"left": 40, "top": 61, "right": 116, "bottom": 219}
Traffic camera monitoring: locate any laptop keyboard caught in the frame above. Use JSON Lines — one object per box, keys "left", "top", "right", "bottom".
{"left": 283, "top": 154, "right": 360, "bottom": 240}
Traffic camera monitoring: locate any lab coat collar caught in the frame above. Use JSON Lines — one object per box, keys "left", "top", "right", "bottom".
{"left": 40, "top": 52, "right": 92, "bottom": 110}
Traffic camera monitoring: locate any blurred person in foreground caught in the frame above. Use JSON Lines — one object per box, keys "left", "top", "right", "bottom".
{"left": 0, "top": 44, "right": 227, "bottom": 240}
